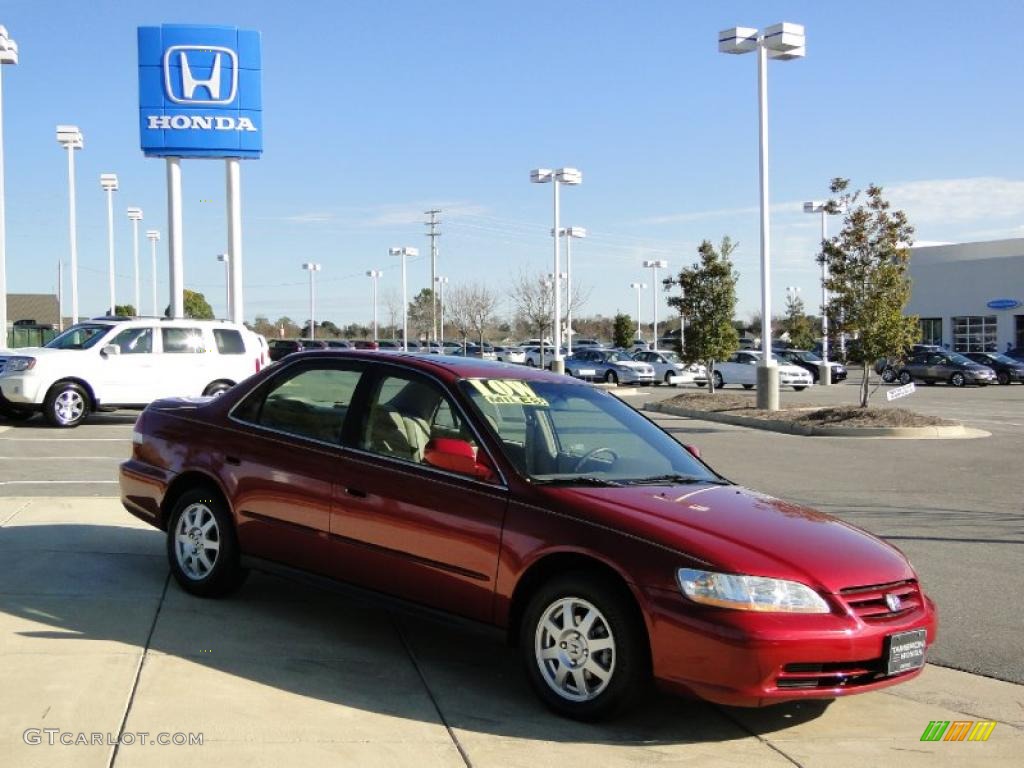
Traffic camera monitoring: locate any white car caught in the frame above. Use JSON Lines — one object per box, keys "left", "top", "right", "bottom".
{"left": 523, "top": 345, "right": 559, "bottom": 367}
{"left": 712, "top": 350, "right": 813, "bottom": 391}
{"left": 0, "top": 318, "right": 268, "bottom": 428}
{"left": 493, "top": 346, "right": 527, "bottom": 364}
{"left": 633, "top": 350, "right": 707, "bottom": 386}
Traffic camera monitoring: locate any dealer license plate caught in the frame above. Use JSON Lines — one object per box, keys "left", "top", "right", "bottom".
{"left": 886, "top": 629, "right": 927, "bottom": 675}
{"left": 578, "top": 369, "right": 596, "bottom": 377}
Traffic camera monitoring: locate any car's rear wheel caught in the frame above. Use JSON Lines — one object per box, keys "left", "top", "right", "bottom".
{"left": 898, "top": 371, "right": 912, "bottom": 385}
{"left": 202, "top": 380, "right": 234, "bottom": 397}
{"left": 881, "top": 367, "right": 896, "bottom": 383}
{"left": 950, "top": 372, "right": 966, "bottom": 388}
{"left": 997, "top": 371, "right": 1010, "bottom": 385}
{"left": 43, "top": 381, "right": 90, "bottom": 428}
{"left": 712, "top": 371, "right": 724, "bottom": 389}
{"left": 521, "top": 573, "right": 648, "bottom": 721}
{"left": 166, "top": 488, "right": 247, "bottom": 597}
{"left": 604, "top": 370, "right": 619, "bottom": 385}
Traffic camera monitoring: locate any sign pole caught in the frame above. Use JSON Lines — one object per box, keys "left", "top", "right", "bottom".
{"left": 226, "top": 158, "right": 243, "bottom": 324}
{"left": 166, "top": 157, "right": 184, "bottom": 318}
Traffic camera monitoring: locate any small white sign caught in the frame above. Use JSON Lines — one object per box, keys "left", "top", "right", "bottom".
{"left": 886, "top": 382, "right": 916, "bottom": 401}
{"left": 578, "top": 369, "right": 596, "bottom": 377}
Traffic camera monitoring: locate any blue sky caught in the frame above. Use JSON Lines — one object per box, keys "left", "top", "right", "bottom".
{"left": 2, "top": 0, "right": 1024, "bottom": 326}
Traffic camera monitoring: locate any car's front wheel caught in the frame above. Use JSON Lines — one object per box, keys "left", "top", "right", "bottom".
{"left": 202, "top": 380, "right": 234, "bottom": 397}
{"left": 950, "top": 372, "right": 966, "bottom": 388}
{"left": 881, "top": 367, "right": 896, "bottom": 383}
{"left": 604, "top": 370, "right": 619, "bottom": 385}
{"left": 167, "top": 488, "right": 247, "bottom": 597}
{"left": 521, "top": 573, "right": 648, "bottom": 721}
{"left": 43, "top": 381, "right": 90, "bottom": 428}
{"left": 712, "top": 371, "right": 724, "bottom": 389}
{"left": 898, "top": 371, "right": 912, "bottom": 385}
{"left": 997, "top": 371, "right": 1010, "bottom": 385}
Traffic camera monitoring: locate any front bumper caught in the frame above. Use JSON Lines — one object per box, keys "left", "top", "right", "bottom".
{"left": 780, "top": 376, "right": 813, "bottom": 386}
{"left": 644, "top": 585, "right": 938, "bottom": 707}
{"left": 0, "top": 374, "right": 45, "bottom": 406}
{"left": 617, "top": 368, "right": 655, "bottom": 383}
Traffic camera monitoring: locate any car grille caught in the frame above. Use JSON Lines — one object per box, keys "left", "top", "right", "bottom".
{"left": 838, "top": 579, "right": 922, "bottom": 621}
{"left": 776, "top": 660, "right": 889, "bottom": 690}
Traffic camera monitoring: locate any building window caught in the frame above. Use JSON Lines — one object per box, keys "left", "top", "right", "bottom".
{"left": 952, "top": 316, "right": 997, "bottom": 353}
{"left": 1016, "top": 315, "right": 1024, "bottom": 350}
{"left": 919, "top": 318, "right": 942, "bottom": 346}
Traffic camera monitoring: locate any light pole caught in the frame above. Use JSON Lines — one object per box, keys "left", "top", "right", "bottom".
{"left": 720, "top": 22, "right": 805, "bottom": 410}
{"left": 216, "top": 254, "right": 231, "bottom": 318}
{"left": 56, "top": 125, "right": 82, "bottom": 324}
{"left": 302, "top": 262, "right": 321, "bottom": 339}
{"left": 99, "top": 173, "right": 119, "bottom": 315}
{"left": 630, "top": 282, "right": 647, "bottom": 345}
{"left": 434, "top": 276, "right": 448, "bottom": 347}
{"left": 145, "top": 230, "right": 160, "bottom": 316}
{"left": 803, "top": 200, "right": 842, "bottom": 384}
{"left": 0, "top": 26, "right": 18, "bottom": 341}
{"left": 126, "top": 207, "right": 143, "bottom": 316}
{"left": 643, "top": 260, "right": 668, "bottom": 350}
{"left": 366, "top": 269, "right": 382, "bottom": 341}
{"left": 389, "top": 247, "right": 418, "bottom": 351}
{"left": 555, "top": 226, "right": 586, "bottom": 351}
{"left": 531, "top": 167, "right": 582, "bottom": 374}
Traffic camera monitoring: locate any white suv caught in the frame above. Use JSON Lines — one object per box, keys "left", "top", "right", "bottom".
{"left": 0, "top": 318, "right": 268, "bottom": 428}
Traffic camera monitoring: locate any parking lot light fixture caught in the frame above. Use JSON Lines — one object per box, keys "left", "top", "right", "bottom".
{"left": 126, "top": 207, "right": 143, "bottom": 316}
{"left": 0, "top": 26, "right": 18, "bottom": 340}
{"left": 630, "top": 282, "right": 647, "bottom": 344}
{"left": 301, "top": 262, "right": 321, "bottom": 340}
{"left": 99, "top": 173, "right": 119, "bottom": 315}
{"left": 389, "top": 247, "right": 419, "bottom": 351}
{"left": 56, "top": 125, "right": 83, "bottom": 323}
{"left": 434, "top": 276, "right": 449, "bottom": 347}
{"left": 145, "top": 230, "right": 160, "bottom": 316}
{"left": 366, "top": 269, "right": 382, "bottom": 342}
{"left": 719, "top": 21, "right": 805, "bottom": 410}
{"left": 531, "top": 167, "right": 582, "bottom": 374}
{"left": 216, "top": 253, "right": 230, "bottom": 318}
{"left": 643, "top": 260, "right": 668, "bottom": 350}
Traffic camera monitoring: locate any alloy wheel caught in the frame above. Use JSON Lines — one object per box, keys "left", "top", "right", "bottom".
{"left": 173, "top": 503, "right": 221, "bottom": 581}
{"left": 534, "top": 597, "right": 616, "bottom": 703}
{"left": 54, "top": 389, "right": 85, "bottom": 425}
{"left": 951, "top": 372, "right": 965, "bottom": 387}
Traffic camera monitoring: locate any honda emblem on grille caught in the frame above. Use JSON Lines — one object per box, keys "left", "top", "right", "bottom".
{"left": 885, "top": 593, "right": 902, "bottom": 612}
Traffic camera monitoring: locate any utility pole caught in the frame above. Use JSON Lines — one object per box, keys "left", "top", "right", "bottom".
{"left": 424, "top": 209, "right": 441, "bottom": 345}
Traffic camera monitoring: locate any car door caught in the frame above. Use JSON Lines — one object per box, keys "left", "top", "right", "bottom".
{"left": 330, "top": 366, "right": 508, "bottom": 622}
{"left": 227, "top": 359, "right": 368, "bottom": 576}
{"left": 95, "top": 326, "right": 159, "bottom": 405}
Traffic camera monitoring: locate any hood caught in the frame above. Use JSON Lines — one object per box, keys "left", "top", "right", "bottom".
{"left": 541, "top": 484, "right": 913, "bottom": 592}
{"left": 778, "top": 363, "right": 811, "bottom": 376}
{"left": 0, "top": 346, "right": 50, "bottom": 357}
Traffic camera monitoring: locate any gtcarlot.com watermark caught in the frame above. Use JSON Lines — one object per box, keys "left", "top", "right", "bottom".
{"left": 24, "top": 729, "right": 203, "bottom": 747}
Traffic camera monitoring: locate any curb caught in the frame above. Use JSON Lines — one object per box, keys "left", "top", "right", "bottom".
{"left": 645, "top": 402, "right": 990, "bottom": 439}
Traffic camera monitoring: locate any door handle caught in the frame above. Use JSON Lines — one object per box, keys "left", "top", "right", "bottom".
{"left": 225, "top": 456, "right": 241, "bottom": 466}
{"left": 345, "top": 487, "right": 367, "bottom": 498}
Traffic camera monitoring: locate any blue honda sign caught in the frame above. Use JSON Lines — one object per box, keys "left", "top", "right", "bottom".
{"left": 138, "top": 24, "right": 262, "bottom": 158}
{"left": 986, "top": 298, "right": 1021, "bottom": 310}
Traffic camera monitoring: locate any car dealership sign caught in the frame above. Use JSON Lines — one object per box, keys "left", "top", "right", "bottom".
{"left": 137, "top": 24, "right": 262, "bottom": 158}
{"left": 986, "top": 298, "right": 1021, "bottom": 310}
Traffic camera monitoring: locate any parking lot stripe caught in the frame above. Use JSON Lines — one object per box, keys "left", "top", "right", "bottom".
{"left": 0, "top": 437, "right": 129, "bottom": 441}
{"left": 0, "top": 480, "right": 119, "bottom": 485}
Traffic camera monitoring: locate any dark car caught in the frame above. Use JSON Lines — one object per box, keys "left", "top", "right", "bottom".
{"left": 267, "top": 339, "right": 302, "bottom": 362}
{"left": 1005, "top": 347, "right": 1024, "bottom": 364}
{"left": 896, "top": 351, "right": 996, "bottom": 387}
{"left": 121, "top": 352, "right": 936, "bottom": 719}
{"left": 963, "top": 352, "right": 1024, "bottom": 385}
{"left": 352, "top": 340, "right": 380, "bottom": 350}
{"left": 774, "top": 348, "right": 847, "bottom": 383}
{"left": 875, "top": 344, "right": 942, "bottom": 383}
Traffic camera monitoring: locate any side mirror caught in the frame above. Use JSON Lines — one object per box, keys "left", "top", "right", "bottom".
{"left": 423, "top": 438, "right": 497, "bottom": 483}
{"left": 101, "top": 344, "right": 120, "bottom": 357}
{"left": 684, "top": 444, "right": 701, "bottom": 460}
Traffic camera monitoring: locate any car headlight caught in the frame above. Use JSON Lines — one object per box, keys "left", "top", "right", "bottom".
{"left": 677, "top": 568, "right": 830, "bottom": 613}
{"left": 3, "top": 356, "right": 36, "bottom": 373}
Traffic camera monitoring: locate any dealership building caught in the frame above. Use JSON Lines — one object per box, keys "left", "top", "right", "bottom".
{"left": 907, "top": 238, "right": 1024, "bottom": 353}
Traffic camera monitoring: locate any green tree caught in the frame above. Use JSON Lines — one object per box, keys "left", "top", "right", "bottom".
{"left": 666, "top": 237, "right": 740, "bottom": 394}
{"left": 782, "top": 293, "right": 816, "bottom": 349}
{"left": 164, "top": 290, "right": 214, "bottom": 320}
{"left": 822, "top": 178, "right": 918, "bottom": 407}
{"left": 113, "top": 304, "right": 136, "bottom": 317}
{"left": 407, "top": 288, "right": 435, "bottom": 342}
{"left": 612, "top": 313, "right": 635, "bottom": 349}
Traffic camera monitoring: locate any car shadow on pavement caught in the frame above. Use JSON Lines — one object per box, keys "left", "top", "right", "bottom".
{"left": 0, "top": 523, "right": 831, "bottom": 746}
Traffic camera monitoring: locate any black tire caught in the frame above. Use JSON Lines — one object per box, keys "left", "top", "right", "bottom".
{"left": 793, "top": 386, "right": 807, "bottom": 391}
{"left": 604, "top": 370, "right": 619, "bottom": 386}
{"left": 526, "top": 358, "right": 536, "bottom": 367}
{"left": 881, "top": 367, "right": 896, "bottom": 383}
{"left": 712, "top": 371, "right": 724, "bottom": 389}
{"left": 202, "top": 380, "right": 235, "bottom": 397}
{"left": 43, "top": 381, "right": 91, "bottom": 428}
{"left": 0, "top": 402, "right": 35, "bottom": 422}
{"left": 166, "top": 487, "right": 248, "bottom": 598}
{"left": 898, "top": 371, "right": 912, "bottom": 385}
{"left": 742, "top": 383, "right": 753, "bottom": 390}
{"left": 997, "top": 371, "right": 1010, "bottom": 385}
{"left": 950, "top": 372, "right": 966, "bottom": 388}
{"left": 695, "top": 381, "right": 706, "bottom": 387}
{"left": 520, "top": 572, "right": 649, "bottom": 721}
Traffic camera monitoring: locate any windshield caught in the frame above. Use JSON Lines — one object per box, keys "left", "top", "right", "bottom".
{"left": 461, "top": 379, "right": 722, "bottom": 485}
{"left": 44, "top": 324, "right": 111, "bottom": 350}
{"left": 986, "top": 353, "right": 1017, "bottom": 365}
{"left": 604, "top": 351, "right": 634, "bottom": 363}
{"left": 660, "top": 352, "right": 681, "bottom": 363}
{"left": 791, "top": 350, "right": 821, "bottom": 362}
{"left": 947, "top": 353, "right": 974, "bottom": 365}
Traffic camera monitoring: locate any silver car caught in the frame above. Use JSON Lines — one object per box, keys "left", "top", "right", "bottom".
{"left": 565, "top": 349, "right": 655, "bottom": 385}
{"left": 633, "top": 350, "right": 707, "bottom": 386}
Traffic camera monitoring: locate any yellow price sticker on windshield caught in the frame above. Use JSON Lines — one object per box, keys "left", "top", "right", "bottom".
{"left": 469, "top": 379, "right": 548, "bottom": 406}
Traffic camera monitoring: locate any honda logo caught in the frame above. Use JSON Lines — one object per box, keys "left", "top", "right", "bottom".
{"left": 163, "top": 45, "right": 238, "bottom": 105}
{"left": 885, "top": 593, "right": 902, "bottom": 612}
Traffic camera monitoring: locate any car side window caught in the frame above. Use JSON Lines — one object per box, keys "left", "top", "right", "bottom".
{"left": 110, "top": 327, "right": 152, "bottom": 354}
{"left": 926, "top": 354, "right": 944, "bottom": 365}
{"left": 162, "top": 327, "right": 205, "bottom": 353}
{"left": 213, "top": 329, "right": 245, "bottom": 354}
{"left": 235, "top": 364, "right": 363, "bottom": 444}
{"left": 727, "top": 353, "right": 740, "bottom": 363}
{"left": 361, "top": 374, "right": 476, "bottom": 468}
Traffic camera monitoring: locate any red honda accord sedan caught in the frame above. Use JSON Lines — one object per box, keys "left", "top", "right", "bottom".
{"left": 120, "top": 351, "right": 936, "bottom": 720}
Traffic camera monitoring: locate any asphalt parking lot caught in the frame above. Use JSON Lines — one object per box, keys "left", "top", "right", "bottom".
{"left": 0, "top": 385, "right": 1021, "bottom": 766}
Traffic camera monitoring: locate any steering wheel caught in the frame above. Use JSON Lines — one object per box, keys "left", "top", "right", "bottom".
{"left": 573, "top": 446, "right": 619, "bottom": 473}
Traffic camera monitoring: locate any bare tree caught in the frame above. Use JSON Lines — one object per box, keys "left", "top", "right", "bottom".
{"left": 511, "top": 270, "right": 555, "bottom": 343}
{"left": 445, "top": 283, "right": 499, "bottom": 355}
{"left": 445, "top": 285, "right": 475, "bottom": 352}
{"left": 383, "top": 290, "right": 401, "bottom": 342}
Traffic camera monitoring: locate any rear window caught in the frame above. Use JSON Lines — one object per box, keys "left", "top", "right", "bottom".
{"left": 213, "top": 329, "right": 245, "bottom": 355}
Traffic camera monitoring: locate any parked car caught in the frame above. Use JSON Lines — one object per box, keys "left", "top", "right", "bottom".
{"left": 121, "top": 352, "right": 936, "bottom": 719}
{"left": 352, "top": 340, "right": 380, "bottom": 350}
{"left": 0, "top": 318, "right": 267, "bottom": 427}
{"left": 493, "top": 346, "right": 527, "bottom": 364}
{"left": 298, "top": 338, "right": 328, "bottom": 350}
{"left": 523, "top": 345, "right": 558, "bottom": 367}
{"left": 268, "top": 339, "right": 302, "bottom": 361}
{"left": 962, "top": 352, "right": 1024, "bottom": 385}
{"left": 774, "top": 348, "right": 847, "bottom": 383}
{"left": 874, "top": 344, "right": 942, "bottom": 383}
{"left": 1003, "top": 347, "right": 1024, "bottom": 364}
{"left": 565, "top": 349, "right": 655, "bottom": 385}
{"left": 632, "top": 350, "right": 707, "bottom": 386}
{"left": 896, "top": 351, "right": 996, "bottom": 387}
{"left": 712, "top": 351, "right": 813, "bottom": 391}
{"left": 570, "top": 338, "right": 605, "bottom": 351}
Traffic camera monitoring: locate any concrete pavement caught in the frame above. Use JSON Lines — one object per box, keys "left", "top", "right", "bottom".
{"left": 1, "top": 497, "right": 1021, "bottom": 767}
